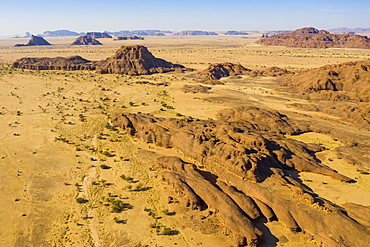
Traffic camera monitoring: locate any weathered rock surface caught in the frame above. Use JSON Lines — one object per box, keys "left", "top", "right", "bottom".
{"left": 95, "top": 45, "right": 191, "bottom": 75}
{"left": 110, "top": 107, "right": 370, "bottom": 246}
{"left": 71, "top": 36, "right": 102, "bottom": 45}
{"left": 256, "top": 27, "right": 370, "bottom": 48}
{"left": 12, "top": 56, "right": 96, "bottom": 71}
{"left": 280, "top": 60, "right": 370, "bottom": 102}
{"left": 197, "top": 63, "right": 293, "bottom": 81}
{"left": 15, "top": 35, "right": 51, "bottom": 47}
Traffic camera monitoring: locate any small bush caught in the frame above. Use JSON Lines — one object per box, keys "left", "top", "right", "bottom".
{"left": 100, "top": 164, "right": 110, "bottom": 169}
{"left": 76, "top": 197, "right": 86, "bottom": 203}
{"left": 162, "top": 227, "right": 172, "bottom": 235}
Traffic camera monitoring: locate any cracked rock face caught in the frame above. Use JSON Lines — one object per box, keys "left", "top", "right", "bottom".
{"left": 111, "top": 107, "right": 369, "bottom": 247}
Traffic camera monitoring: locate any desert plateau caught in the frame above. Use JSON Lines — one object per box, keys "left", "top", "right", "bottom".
{"left": 1, "top": 30, "right": 370, "bottom": 247}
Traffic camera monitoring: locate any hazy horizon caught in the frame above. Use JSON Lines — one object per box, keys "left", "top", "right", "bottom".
{"left": 1, "top": 0, "right": 369, "bottom": 37}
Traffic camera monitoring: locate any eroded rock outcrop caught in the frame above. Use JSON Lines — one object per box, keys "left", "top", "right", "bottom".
{"left": 95, "top": 45, "right": 191, "bottom": 75}
{"left": 197, "top": 63, "right": 252, "bottom": 81}
{"left": 256, "top": 27, "right": 370, "bottom": 48}
{"left": 71, "top": 35, "right": 102, "bottom": 45}
{"left": 15, "top": 35, "right": 51, "bottom": 47}
{"left": 110, "top": 106, "right": 369, "bottom": 246}
{"left": 197, "top": 63, "right": 293, "bottom": 81}
{"left": 280, "top": 60, "right": 370, "bottom": 102}
{"left": 12, "top": 56, "right": 97, "bottom": 71}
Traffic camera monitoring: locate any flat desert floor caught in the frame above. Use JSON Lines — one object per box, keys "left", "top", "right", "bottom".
{"left": 0, "top": 36, "right": 369, "bottom": 247}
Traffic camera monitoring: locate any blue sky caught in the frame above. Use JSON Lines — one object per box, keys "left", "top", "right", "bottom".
{"left": 0, "top": 0, "right": 369, "bottom": 36}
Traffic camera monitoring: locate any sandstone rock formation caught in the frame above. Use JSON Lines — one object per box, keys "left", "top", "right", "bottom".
{"left": 197, "top": 63, "right": 293, "bottom": 81}
{"left": 280, "top": 60, "right": 370, "bottom": 102}
{"left": 95, "top": 45, "right": 190, "bottom": 75}
{"left": 12, "top": 56, "right": 96, "bottom": 71}
{"left": 114, "top": 36, "right": 144, "bottom": 40}
{"left": 71, "top": 36, "right": 102, "bottom": 45}
{"left": 15, "top": 35, "right": 51, "bottom": 47}
{"left": 256, "top": 27, "right": 370, "bottom": 48}
{"left": 110, "top": 107, "right": 370, "bottom": 246}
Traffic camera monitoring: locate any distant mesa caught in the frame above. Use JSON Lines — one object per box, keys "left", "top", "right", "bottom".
{"left": 96, "top": 45, "right": 191, "bottom": 75}
{"left": 15, "top": 35, "right": 51, "bottom": 47}
{"left": 71, "top": 36, "right": 102, "bottom": 45}
{"left": 13, "top": 45, "right": 192, "bottom": 76}
{"left": 13, "top": 32, "right": 31, "bottom": 38}
{"left": 110, "top": 30, "right": 167, "bottom": 36}
{"left": 328, "top": 27, "right": 370, "bottom": 34}
{"left": 224, "top": 31, "right": 249, "bottom": 35}
{"left": 174, "top": 30, "right": 218, "bottom": 36}
{"left": 43, "top": 30, "right": 84, "bottom": 37}
{"left": 12, "top": 56, "right": 96, "bottom": 71}
{"left": 198, "top": 62, "right": 293, "bottom": 81}
{"left": 256, "top": 27, "right": 370, "bottom": 48}
{"left": 85, "top": 32, "right": 112, "bottom": 39}
{"left": 114, "top": 36, "right": 144, "bottom": 41}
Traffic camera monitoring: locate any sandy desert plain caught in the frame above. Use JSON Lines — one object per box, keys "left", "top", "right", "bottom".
{"left": 0, "top": 35, "right": 370, "bottom": 247}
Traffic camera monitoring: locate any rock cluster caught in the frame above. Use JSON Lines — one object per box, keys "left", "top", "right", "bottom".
{"left": 15, "top": 35, "right": 51, "bottom": 47}
{"left": 13, "top": 45, "right": 191, "bottom": 75}
{"left": 71, "top": 36, "right": 102, "bottom": 45}
{"left": 111, "top": 107, "right": 370, "bottom": 246}
{"left": 256, "top": 27, "right": 370, "bottom": 48}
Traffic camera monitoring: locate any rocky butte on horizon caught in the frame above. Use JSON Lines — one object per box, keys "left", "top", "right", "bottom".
{"left": 256, "top": 27, "right": 370, "bottom": 48}
{"left": 14, "top": 35, "right": 51, "bottom": 47}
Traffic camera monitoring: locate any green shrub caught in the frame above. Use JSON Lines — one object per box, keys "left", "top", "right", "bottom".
{"left": 162, "top": 227, "right": 172, "bottom": 235}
